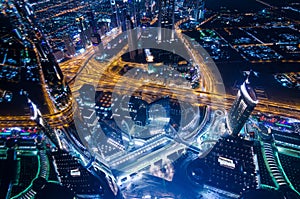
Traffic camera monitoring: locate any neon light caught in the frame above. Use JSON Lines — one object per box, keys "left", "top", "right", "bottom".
{"left": 0, "top": 132, "right": 11, "bottom": 135}
{"left": 275, "top": 122, "right": 292, "bottom": 128}
{"left": 10, "top": 153, "right": 40, "bottom": 199}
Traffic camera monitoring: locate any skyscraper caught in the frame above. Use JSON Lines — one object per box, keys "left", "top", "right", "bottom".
{"left": 0, "top": 1, "right": 121, "bottom": 198}
{"left": 0, "top": 0, "right": 72, "bottom": 123}
{"left": 63, "top": 33, "right": 76, "bottom": 56}
{"left": 195, "top": 0, "right": 205, "bottom": 20}
{"left": 184, "top": 0, "right": 205, "bottom": 20}
{"left": 76, "top": 16, "right": 90, "bottom": 48}
{"left": 227, "top": 78, "right": 258, "bottom": 136}
{"left": 125, "top": 15, "right": 137, "bottom": 60}
{"left": 157, "top": 0, "right": 175, "bottom": 42}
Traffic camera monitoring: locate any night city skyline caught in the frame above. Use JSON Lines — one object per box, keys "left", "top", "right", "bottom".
{"left": 0, "top": 0, "right": 300, "bottom": 199}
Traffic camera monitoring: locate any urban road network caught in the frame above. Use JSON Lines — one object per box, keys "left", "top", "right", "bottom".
{"left": 58, "top": 17, "right": 300, "bottom": 185}
{"left": 59, "top": 20, "right": 300, "bottom": 122}
{"left": 1, "top": 0, "right": 300, "bottom": 198}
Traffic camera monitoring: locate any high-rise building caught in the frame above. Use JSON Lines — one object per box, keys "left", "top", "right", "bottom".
{"left": 195, "top": 0, "right": 205, "bottom": 20}
{"left": 227, "top": 78, "right": 258, "bottom": 136}
{"left": 125, "top": 15, "right": 137, "bottom": 60}
{"left": 87, "top": 11, "right": 97, "bottom": 35}
{"left": 184, "top": 0, "right": 205, "bottom": 20}
{"left": 0, "top": 0, "right": 72, "bottom": 121}
{"left": 157, "top": 0, "right": 175, "bottom": 42}
{"left": 63, "top": 33, "right": 76, "bottom": 56}
{"left": 0, "top": 1, "right": 121, "bottom": 198}
{"left": 76, "top": 16, "right": 90, "bottom": 48}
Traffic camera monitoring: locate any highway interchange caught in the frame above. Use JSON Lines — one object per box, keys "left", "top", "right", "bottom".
{"left": 55, "top": 19, "right": 300, "bottom": 183}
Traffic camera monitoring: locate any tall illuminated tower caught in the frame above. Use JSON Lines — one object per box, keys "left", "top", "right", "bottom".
{"left": 157, "top": 0, "right": 175, "bottom": 43}
{"left": 63, "top": 32, "right": 76, "bottom": 56}
{"left": 76, "top": 15, "right": 90, "bottom": 48}
{"left": 185, "top": 0, "right": 205, "bottom": 20}
{"left": 0, "top": 1, "right": 121, "bottom": 198}
{"left": 195, "top": 0, "right": 205, "bottom": 20}
{"left": 0, "top": 0, "right": 72, "bottom": 122}
{"left": 227, "top": 78, "right": 258, "bottom": 136}
{"left": 125, "top": 15, "right": 137, "bottom": 60}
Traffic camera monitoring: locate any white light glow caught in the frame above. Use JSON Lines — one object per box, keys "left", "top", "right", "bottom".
{"left": 241, "top": 82, "right": 258, "bottom": 105}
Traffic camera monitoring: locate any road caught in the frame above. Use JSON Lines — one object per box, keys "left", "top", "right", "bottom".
{"left": 56, "top": 21, "right": 300, "bottom": 121}
{"left": 65, "top": 49, "right": 300, "bottom": 120}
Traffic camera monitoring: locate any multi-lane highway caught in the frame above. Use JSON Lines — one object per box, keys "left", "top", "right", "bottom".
{"left": 50, "top": 18, "right": 300, "bottom": 182}
{"left": 56, "top": 23, "right": 300, "bottom": 121}
{"left": 0, "top": 28, "right": 123, "bottom": 129}
{"left": 63, "top": 49, "right": 300, "bottom": 120}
